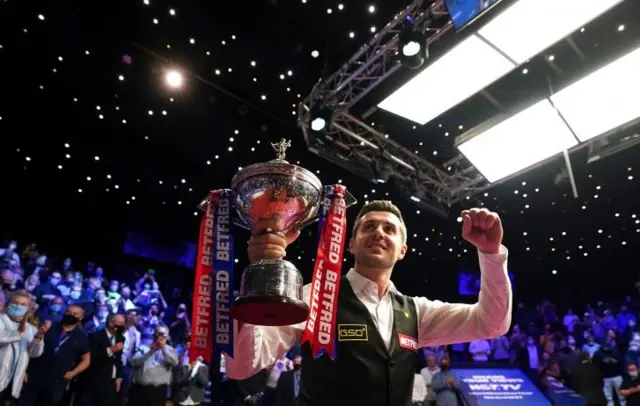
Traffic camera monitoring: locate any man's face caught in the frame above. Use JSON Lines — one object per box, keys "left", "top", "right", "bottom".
{"left": 1, "top": 269, "right": 14, "bottom": 284}
{"left": 9, "top": 295, "right": 30, "bottom": 312}
{"left": 293, "top": 356, "right": 302, "bottom": 369}
{"left": 348, "top": 211, "right": 407, "bottom": 269}
{"left": 110, "top": 315, "right": 125, "bottom": 331}
{"left": 50, "top": 272, "right": 61, "bottom": 285}
{"left": 121, "top": 287, "right": 131, "bottom": 297}
{"left": 66, "top": 305, "right": 84, "bottom": 322}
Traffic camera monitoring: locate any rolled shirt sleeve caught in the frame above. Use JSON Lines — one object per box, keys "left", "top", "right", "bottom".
{"left": 224, "top": 286, "right": 307, "bottom": 380}
{"left": 415, "top": 245, "right": 512, "bottom": 347}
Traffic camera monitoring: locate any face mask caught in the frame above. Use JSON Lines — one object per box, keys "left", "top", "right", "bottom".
{"left": 122, "top": 291, "right": 130, "bottom": 298}
{"left": 630, "top": 371, "right": 638, "bottom": 378}
{"left": 50, "top": 278, "right": 60, "bottom": 286}
{"left": 113, "top": 324, "right": 125, "bottom": 334}
{"left": 110, "top": 285, "right": 118, "bottom": 292}
{"left": 70, "top": 291, "right": 81, "bottom": 299}
{"left": 440, "top": 363, "right": 449, "bottom": 370}
{"left": 62, "top": 314, "right": 80, "bottom": 326}
{"left": 98, "top": 311, "right": 109, "bottom": 320}
{"left": 7, "top": 303, "right": 28, "bottom": 318}
{"left": 50, "top": 304, "right": 63, "bottom": 313}
{"left": 96, "top": 294, "right": 106, "bottom": 301}
{"left": 293, "top": 364, "right": 301, "bottom": 371}
{"left": 144, "top": 285, "right": 151, "bottom": 291}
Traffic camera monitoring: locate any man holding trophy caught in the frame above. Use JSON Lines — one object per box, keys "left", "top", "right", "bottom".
{"left": 191, "top": 139, "right": 511, "bottom": 406}
{"left": 227, "top": 201, "right": 511, "bottom": 405}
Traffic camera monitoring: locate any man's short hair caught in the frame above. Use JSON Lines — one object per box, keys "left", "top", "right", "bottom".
{"left": 352, "top": 200, "right": 406, "bottom": 241}
{"left": 8, "top": 289, "right": 32, "bottom": 304}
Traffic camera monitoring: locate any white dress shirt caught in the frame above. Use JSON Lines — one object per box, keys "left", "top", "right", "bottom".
{"left": 420, "top": 366, "right": 440, "bottom": 401}
{"left": 225, "top": 246, "right": 511, "bottom": 380}
{"left": 412, "top": 373, "right": 428, "bottom": 402}
{"left": 266, "top": 357, "right": 293, "bottom": 388}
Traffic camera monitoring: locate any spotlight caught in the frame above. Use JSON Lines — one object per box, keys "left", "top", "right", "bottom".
{"left": 399, "top": 19, "right": 427, "bottom": 70}
{"left": 165, "top": 70, "right": 184, "bottom": 88}
{"left": 308, "top": 104, "right": 332, "bottom": 135}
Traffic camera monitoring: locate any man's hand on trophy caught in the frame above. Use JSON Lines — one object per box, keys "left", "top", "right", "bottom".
{"left": 248, "top": 218, "right": 300, "bottom": 262}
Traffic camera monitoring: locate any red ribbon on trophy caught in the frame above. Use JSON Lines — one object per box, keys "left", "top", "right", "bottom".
{"left": 301, "top": 184, "right": 348, "bottom": 360}
{"left": 190, "top": 190, "right": 217, "bottom": 363}
{"left": 189, "top": 190, "right": 236, "bottom": 364}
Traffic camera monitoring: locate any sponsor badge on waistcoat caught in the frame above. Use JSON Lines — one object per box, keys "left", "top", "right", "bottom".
{"left": 398, "top": 333, "right": 417, "bottom": 351}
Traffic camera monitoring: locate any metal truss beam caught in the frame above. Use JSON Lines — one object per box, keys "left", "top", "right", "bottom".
{"left": 299, "top": 0, "right": 490, "bottom": 205}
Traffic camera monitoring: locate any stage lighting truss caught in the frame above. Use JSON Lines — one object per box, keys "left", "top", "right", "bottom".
{"left": 298, "top": 0, "right": 489, "bottom": 205}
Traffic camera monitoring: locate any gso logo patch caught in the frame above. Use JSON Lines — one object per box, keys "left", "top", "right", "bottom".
{"left": 398, "top": 333, "right": 417, "bottom": 351}
{"left": 338, "top": 324, "right": 368, "bottom": 341}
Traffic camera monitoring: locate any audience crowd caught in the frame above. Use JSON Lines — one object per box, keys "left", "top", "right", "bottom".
{"left": 1, "top": 240, "right": 639, "bottom": 406}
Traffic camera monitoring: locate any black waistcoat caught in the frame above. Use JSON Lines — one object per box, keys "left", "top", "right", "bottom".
{"left": 299, "top": 276, "right": 419, "bottom": 406}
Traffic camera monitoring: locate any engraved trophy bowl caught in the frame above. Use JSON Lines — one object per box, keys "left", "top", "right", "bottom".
{"left": 230, "top": 139, "right": 322, "bottom": 326}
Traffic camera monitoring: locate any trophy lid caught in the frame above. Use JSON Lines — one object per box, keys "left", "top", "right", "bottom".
{"left": 231, "top": 139, "right": 322, "bottom": 191}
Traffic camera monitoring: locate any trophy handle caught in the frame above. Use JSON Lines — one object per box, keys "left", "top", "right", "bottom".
{"left": 295, "top": 188, "right": 358, "bottom": 230}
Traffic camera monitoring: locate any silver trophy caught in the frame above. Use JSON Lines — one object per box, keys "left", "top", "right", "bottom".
{"left": 229, "top": 139, "right": 354, "bottom": 326}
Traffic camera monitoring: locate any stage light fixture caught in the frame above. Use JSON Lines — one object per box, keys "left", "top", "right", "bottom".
{"left": 372, "top": 159, "right": 392, "bottom": 183}
{"left": 399, "top": 19, "right": 427, "bottom": 70}
{"left": 308, "top": 104, "right": 332, "bottom": 134}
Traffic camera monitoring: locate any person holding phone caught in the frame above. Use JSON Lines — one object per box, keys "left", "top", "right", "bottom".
{"left": 129, "top": 325, "right": 179, "bottom": 406}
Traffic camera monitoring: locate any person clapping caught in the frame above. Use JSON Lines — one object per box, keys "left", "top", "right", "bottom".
{"left": 129, "top": 325, "right": 178, "bottom": 406}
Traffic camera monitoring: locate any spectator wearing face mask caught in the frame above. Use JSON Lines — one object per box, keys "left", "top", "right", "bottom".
{"left": 108, "top": 280, "right": 121, "bottom": 301}
{"left": 21, "top": 305, "right": 90, "bottom": 406}
{"left": 80, "top": 313, "right": 126, "bottom": 406}
{"left": 36, "top": 296, "right": 65, "bottom": 323}
{"left": 32, "top": 271, "right": 62, "bottom": 307}
{"left": 626, "top": 334, "right": 640, "bottom": 375}
{"left": 85, "top": 304, "right": 109, "bottom": 334}
{"left": 0, "top": 290, "right": 48, "bottom": 404}
{"left": 169, "top": 303, "right": 191, "bottom": 346}
{"left": 129, "top": 325, "right": 179, "bottom": 406}
{"left": 583, "top": 335, "right": 601, "bottom": 359}
{"left": 431, "top": 357, "right": 459, "bottom": 406}
{"left": 621, "top": 363, "right": 640, "bottom": 406}
{"left": 274, "top": 356, "right": 302, "bottom": 406}
{"left": 593, "top": 343, "right": 626, "bottom": 406}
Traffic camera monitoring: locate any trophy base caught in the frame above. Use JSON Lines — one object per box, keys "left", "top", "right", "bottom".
{"left": 231, "top": 296, "right": 309, "bottom": 326}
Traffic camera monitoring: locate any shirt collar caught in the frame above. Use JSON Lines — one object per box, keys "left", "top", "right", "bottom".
{"left": 346, "top": 268, "right": 398, "bottom": 296}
